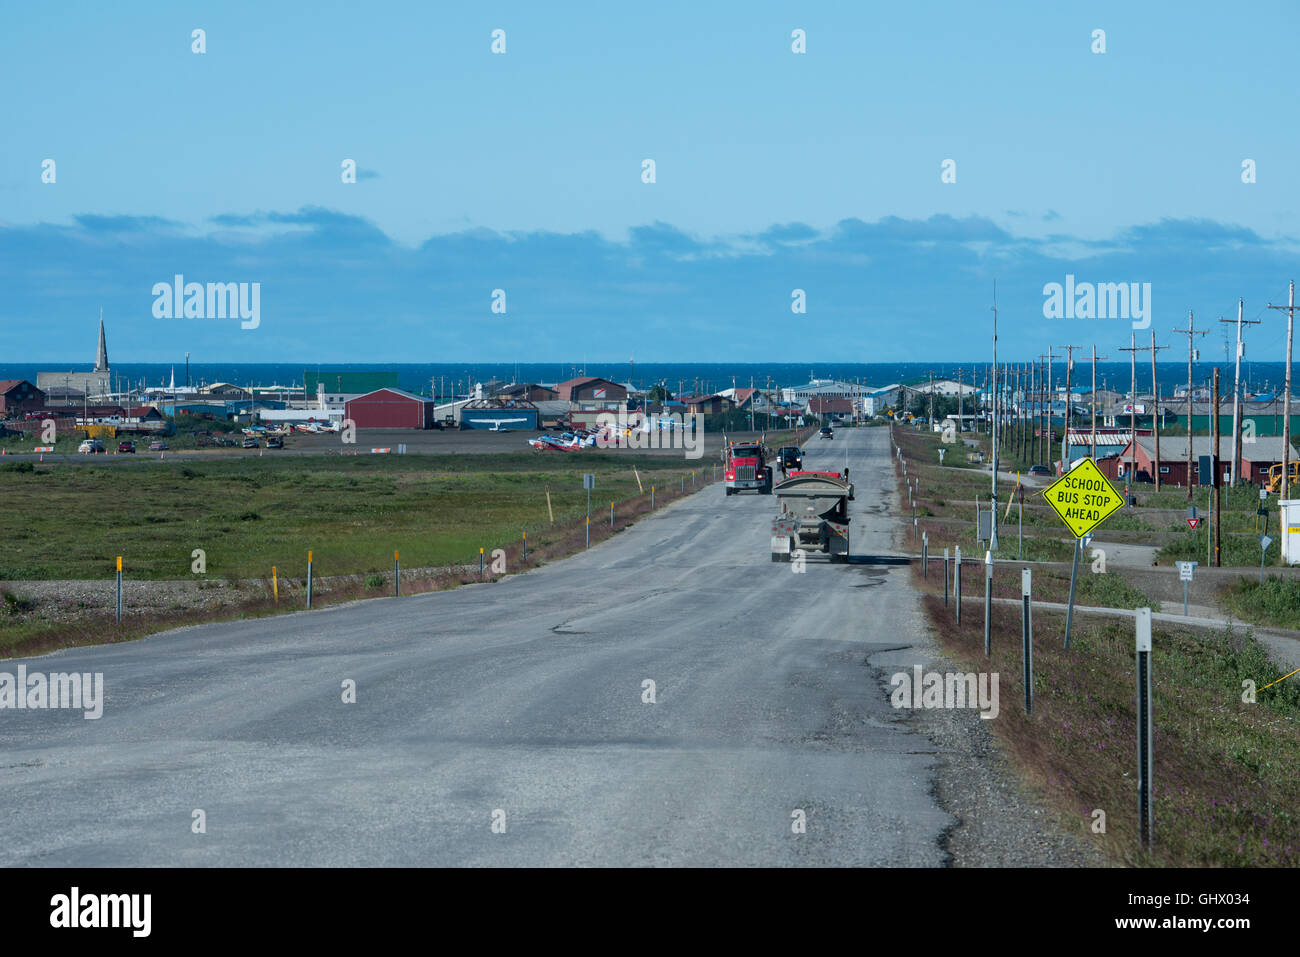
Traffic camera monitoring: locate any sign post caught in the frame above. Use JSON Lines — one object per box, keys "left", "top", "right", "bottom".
{"left": 584, "top": 473, "right": 595, "bottom": 549}
{"left": 1018, "top": 483, "right": 1024, "bottom": 559}
{"left": 115, "top": 556, "right": 123, "bottom": 622}
{"left": 954, "top": 546, "right": 962, "bottom": 625}
{"left": 1135, "top": 607, "right": 1154, "bottom": 850}
{"left": 1176, "top": 561, "right": 1197, "bottom": 614}
{"left": 1039, "top": 457, "right": 1126, "bottom": 649}
{"left": 306, "top": 550, "right": 313, "bottom": 609}
{"left": 943, "top": 547, "right": 950, "bottom": 606}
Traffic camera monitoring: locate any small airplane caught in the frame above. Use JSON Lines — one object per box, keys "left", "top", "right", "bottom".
{"left": 488, "top": 417, "right": 531, "bottom": 432}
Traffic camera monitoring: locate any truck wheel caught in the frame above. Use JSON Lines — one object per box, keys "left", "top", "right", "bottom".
{"left": 725, "top": 487, "right": 734, "bottom": 496}
{"left": 830, "top": 553, "right": 847, "bottom": 564}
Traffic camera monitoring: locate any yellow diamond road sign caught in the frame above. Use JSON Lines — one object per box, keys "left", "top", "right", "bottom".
{"left": 1041, "top": 457, "right": 1125, "bottom": 538}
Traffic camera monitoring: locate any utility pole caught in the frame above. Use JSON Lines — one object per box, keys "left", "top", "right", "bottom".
{"left": 1045, "top": 346, "right": 1054, "bottom": 467}
{"left": 1148, "top": 332, "right": 1169, "bottom": 490}
{"left": 955, "top": 368, "right": 963, "bottom": 440}
{"left": 1268, "top": 281, "right": 1297, "bottom": 499}
{"left": 1221, "top": 301, "right": 1259, "bottom": 488}
{"left": 990, "top": 283, "right": 999, "bottom": 550}
{"left": 1090, "top": 346, "right": 1109, "bottom": 460}
{"left": 1120, "top": 334, "right": 1140, "bottom": 484}
{"left": 928, "top": 370, "right": 936, "bottom": 427}
{"left": 1029, "top": 358, "right": 1040, "bottom": 462}
{"left": 1213, "top": 368, "right": 1221, "bottom": 565}
{"left": 1173, "top": 312, "right": 1207, "bottom": 498}
{"left": 1040, "top": 354, "right": 1050, "bottom": 465}
{"left": 1057, "top": 344, "right": 1081, "bottom": 466}
{"left": 1013, "top": 361, "right": 1024, "bottom": 460}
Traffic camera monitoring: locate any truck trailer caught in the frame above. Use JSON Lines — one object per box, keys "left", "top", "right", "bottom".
{"left": 770, "top": 469, "right": 854, "bottom": 562}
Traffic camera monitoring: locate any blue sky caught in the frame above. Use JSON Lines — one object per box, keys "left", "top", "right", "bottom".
{"left": 3, "top": 0, "right": 1299, "bottom": 362}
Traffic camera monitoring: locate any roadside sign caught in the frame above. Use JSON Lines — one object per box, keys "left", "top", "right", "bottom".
{"left": 1177, "top": 561, "right": 1197, "bottom": 582}
{"left": 1262, "top": 535, "right": 1274, "bottom": 551}
{"left": 1040, "top": 457, "right": 1125, "bottom": 538}
{"left": 583, "top": 473, "right": 595, "bottom": 490}
{"left": 1187, "top": 517, "right": 1201, "bottom": 529}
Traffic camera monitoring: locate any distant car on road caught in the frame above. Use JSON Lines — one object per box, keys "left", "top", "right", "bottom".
{"left": 1028, "top": 464, "right": 1052, "bottom": 476}
{"left": 117, "top": 441, "right": 135, "bottom": 454}
{"left": 149, "top": 440, "right": 167, "bottom": 451}
{"left": 265, "top": 436, "right": 283, "bottom": 449}
{"left": 242, "top": 437, "right": 259, "bottom": 449}
{"left": 776, "top": 446, "right": 803, "bottom": 470}
{"left": 78, "top": 439, "right": 105, "bottom": 454}
{"left": 819, "top": 426, "right": 833, "bottom": 440}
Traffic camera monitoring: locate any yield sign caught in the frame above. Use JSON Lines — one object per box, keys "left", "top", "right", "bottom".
{"left": 1187, "top": 517, "right": 1201, "bottom": 529}
{"left": 1040, "top": 457, "right": 1125, "bottom": 538}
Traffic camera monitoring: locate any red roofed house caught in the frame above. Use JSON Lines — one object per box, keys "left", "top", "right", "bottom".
{"left": 556, "top": 377, "right": 627, "bottom": 411}
{"left": 0, "top": 380, "right": 45, "bottom": 415}
{"left": 808, "top": 397, "right": 853, "bottom": 420}
{"left": 678, "top": 394, "right": 731, "bottom": 415}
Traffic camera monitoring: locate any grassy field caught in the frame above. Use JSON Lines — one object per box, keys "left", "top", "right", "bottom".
{"left": 0, "top": 451, "right": 720, "bottom": 581}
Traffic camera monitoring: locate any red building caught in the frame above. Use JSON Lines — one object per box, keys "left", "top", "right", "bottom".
{"left": 555, "top": 377, "right": 628, "bottom": 410}
{"left": 344, "top": 388, "right": 436, "bottom": 429}
{"left": 1112, "top": 435, "right": 1298, "bottom": 486}
{"left": 0, "top": 380, "right": 46, "bottom": 414}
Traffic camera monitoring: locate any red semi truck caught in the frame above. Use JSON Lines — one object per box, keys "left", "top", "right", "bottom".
{"left": 723, "top": 440, "right": 773, "bottom": 496}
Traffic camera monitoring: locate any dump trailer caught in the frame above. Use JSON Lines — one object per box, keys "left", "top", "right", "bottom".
{"left": 770, "top": 469, "right": 854, "bottom": 563}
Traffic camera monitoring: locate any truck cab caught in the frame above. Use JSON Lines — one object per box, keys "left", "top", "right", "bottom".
{"left": 724, "top": 442, "right": 773, "bottom": 495}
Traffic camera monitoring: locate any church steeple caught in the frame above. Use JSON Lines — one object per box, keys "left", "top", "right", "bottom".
{"left": 94, "top": 309, "right": 109, "bottom": 372}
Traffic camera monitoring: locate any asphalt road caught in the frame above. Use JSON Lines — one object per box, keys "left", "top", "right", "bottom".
{"left": 0, "top": 427, "right": 954, "bottom": 866}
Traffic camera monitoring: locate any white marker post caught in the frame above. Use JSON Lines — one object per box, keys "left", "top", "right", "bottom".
{"left": 983, "top": 550, "right": 993, "bottom": 655}
{"left": 1135, "top": 607, "right": 1153, "bottom": 850}
{"left": 1022, "top": 568, "right": 1033, "bottom": 715}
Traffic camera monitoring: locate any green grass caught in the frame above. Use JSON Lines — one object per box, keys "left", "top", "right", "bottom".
{"left": 0, "top": 452, "right": 711, "bottom": 580}
{"left": 1222, "top": 575, "right": 1300, "bottom": 630}
{"left": 1073, "top": 571, "right": 1157, "bottom": 609}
